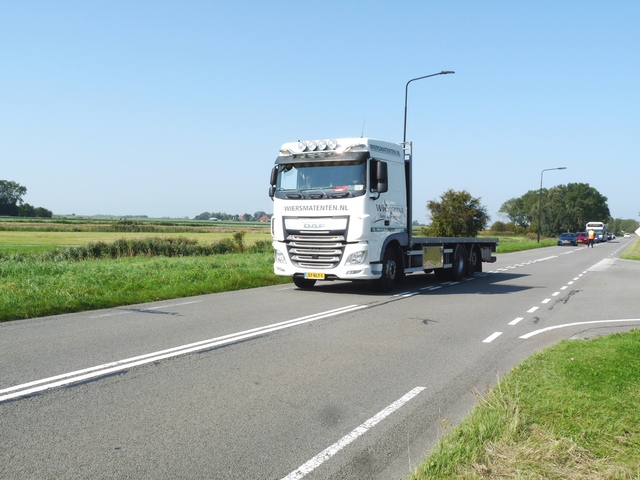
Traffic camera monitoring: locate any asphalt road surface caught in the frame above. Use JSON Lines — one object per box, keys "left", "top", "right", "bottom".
{"left": 2, "top": 239, "right": 639, "bottom": 479}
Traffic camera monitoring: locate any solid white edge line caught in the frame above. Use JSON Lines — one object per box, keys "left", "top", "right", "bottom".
{"left": 519, "top": 319, "right": 640, "bottom": 339}
{"left": 281, "top": 386, "right": 426, "bottom": 480}
{"left": 1, "top": 305, "right": 366, "bottom": 402}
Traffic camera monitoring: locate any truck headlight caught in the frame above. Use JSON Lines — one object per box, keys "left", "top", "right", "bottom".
{"left": 274, "top": 249, "right": 286, "bottom": 264}
{"left": 345, "top": 251, "right": 366, "bottom": 265}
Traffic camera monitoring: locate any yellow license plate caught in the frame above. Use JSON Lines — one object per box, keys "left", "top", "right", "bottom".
{"left": 305, "top": 272, "right": 325, "bottom": 279}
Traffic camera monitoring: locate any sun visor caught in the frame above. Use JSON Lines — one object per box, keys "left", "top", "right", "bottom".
{"left": 274, "top": 151, "right": 369, "bottom": 165}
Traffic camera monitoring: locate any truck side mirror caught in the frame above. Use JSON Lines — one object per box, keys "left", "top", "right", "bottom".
{"left": 376, "top": 161, "right": 388, "bottom": 193}
{"left": 269, "top": 166, "right": 278, "bottom": 199}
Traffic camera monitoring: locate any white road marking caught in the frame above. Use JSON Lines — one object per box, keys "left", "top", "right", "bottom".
{"left": 281, "top": 387, "right": 426, "bottom": 480}
{"left": 0, "top": 305, "right": 366, "bottom": 403}
{"left": 508, "top": 317, "right": 524, "bottom": 326}
{"left": 527, "top": 306, "right": 539, "bottom": 313}
{"left": 482, "top": 332, "right": 503, "bottom": 343}
{"left": 520, "top": 319, "right": 640, "bottom": 339}
{"left": 541, "top": 298, "right": 551, "bottom": 304}
{"left": 588, "top": 258, "right": 616, "bottom": 272}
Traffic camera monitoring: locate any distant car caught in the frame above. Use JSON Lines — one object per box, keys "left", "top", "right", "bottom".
{"left": 576, "top": 232, "right": 588, "bottom": 244}
{"left": 624, "top": 233, "right": 631, "bottom": 238}
{"left": 558, "top": 232, "right": 578, "bottom": 246}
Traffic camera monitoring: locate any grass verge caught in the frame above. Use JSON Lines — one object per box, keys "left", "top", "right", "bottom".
{"left": 409, "top": 330, "right": 640, "bottom": 479}
{"left": 0, "top": 252, "right": 289, "bottom": 322}
{"left": 621, "top": 236, "right": 640, "bottom": 260}
{"left": 494, "top": 236, "right": 556, "bottom": 253}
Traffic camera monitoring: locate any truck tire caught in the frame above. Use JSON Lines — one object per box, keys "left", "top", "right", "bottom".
{"left": 451, "top": 244, "right": 467, "bottom": 281}
{"left": 293, "top": 276, "right": 316, "bottom": 289}
{"left": 466, "top": 245, "right": 481, "bottom": 276}
{"left": 373, "top": 246, "right": 398, "bottom": 292}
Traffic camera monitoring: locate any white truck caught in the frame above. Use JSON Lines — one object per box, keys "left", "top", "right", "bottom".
{"left": 586, "top": 221, "right": 607, "bottom": 242}
{"left": 268, "top": 138, "right": 498, "bottom": 291}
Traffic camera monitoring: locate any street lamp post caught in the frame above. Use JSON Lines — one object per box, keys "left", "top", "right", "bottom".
{"left": 402, "top": 71, "right": 454, "bottom": 244}
{"left": 538, "top": 167, "right": 567, "bottom": 242}
{"left": 403, "top": 71, "right": 455, "bottom": 143}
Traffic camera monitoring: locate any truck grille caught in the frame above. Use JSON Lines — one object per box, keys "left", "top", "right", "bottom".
{"left": 285, "top": 234, "right": 346, "bottom": 269}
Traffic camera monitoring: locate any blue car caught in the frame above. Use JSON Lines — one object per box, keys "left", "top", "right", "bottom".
{"left": 558, "top": 232, "right": 578, "bottom": 246}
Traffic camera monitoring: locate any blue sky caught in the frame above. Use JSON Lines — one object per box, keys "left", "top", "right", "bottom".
{"left": 2, "top": 1, "right": 638, "bottom": 223}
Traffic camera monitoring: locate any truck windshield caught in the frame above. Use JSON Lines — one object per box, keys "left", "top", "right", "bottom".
{"left": 276, "top": 160, "right": 367, "bottom": 198}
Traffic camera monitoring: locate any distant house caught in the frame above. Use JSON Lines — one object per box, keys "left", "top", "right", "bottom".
{"left": 258, "top": 215, "right": 270, "bottom": 222}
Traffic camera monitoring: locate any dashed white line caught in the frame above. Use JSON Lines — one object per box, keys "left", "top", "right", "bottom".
{"left": 508, "top": 317, "right": 524, "bottom": 326}
{"left": 483, "top": 332, "right": 503, "bottom": 343}
{"left": 281, "top": 386, "right": 426, "bottom": 480}
{"left": 527, "top": 306, "right": 539, "bottom": 313}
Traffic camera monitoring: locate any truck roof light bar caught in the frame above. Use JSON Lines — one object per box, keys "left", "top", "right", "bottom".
{"left": 294, "top": 139, "right": 339, "bottom": 153}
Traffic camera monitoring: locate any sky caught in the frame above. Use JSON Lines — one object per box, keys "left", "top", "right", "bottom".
{"left": 1, "top": 1, "right": 639, "bottom": 223}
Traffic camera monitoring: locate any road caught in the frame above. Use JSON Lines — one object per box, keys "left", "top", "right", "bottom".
{"left": 2, "top": 239, "right": 639, "bottom": 479}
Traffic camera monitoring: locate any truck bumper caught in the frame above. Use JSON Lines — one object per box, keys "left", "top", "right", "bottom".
{"left": 272, "top": 241, "right": 381, "bottom": 281}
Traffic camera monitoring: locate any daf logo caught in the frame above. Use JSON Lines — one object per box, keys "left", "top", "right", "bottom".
{"left": 303, "top": 223, "right": 325, "bottom": 229}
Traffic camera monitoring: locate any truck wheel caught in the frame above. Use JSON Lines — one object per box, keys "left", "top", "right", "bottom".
{"left": 451, "top": 245, "right": 467, "bottom": 281}
{"left": 374, "top": 246, "right": 398, "bottom": 292}
{"left": 293, "top": 277, "right": 316, "bottom": 289}
{"left": 466, "top": 245, "right": 481, "bottom": 276}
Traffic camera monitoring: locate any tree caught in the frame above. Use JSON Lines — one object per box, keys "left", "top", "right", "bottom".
{"left": 0, "top": 180, "right": 27, "bottom": 216}
{"left": 541, "top": 183, "right": 610, "bottom": 235}
{"left": 18, "top": 203, "right": 36, "bottom": 217}
{"left": 34, "top": 207, "right": 53, "bottom": 218}
{"left": 423, "top": 189, "right": 490, "bottom": 237}
{"left": 500, "top": 183, "right": 610, "bottom": 236}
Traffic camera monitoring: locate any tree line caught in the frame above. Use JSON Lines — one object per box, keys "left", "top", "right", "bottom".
{"left": 0, "top": 180, "right": 52, "bottom": 218}
{"left": 421, "top": 184, "right": 637, "bottom": 238}
{"left": 497, "top": 182, "right": 637, "bottom": 235}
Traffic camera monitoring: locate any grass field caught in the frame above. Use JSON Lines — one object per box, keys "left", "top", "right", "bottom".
{"left": 0, "top": 229, "right": 272, "bottom": 254}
